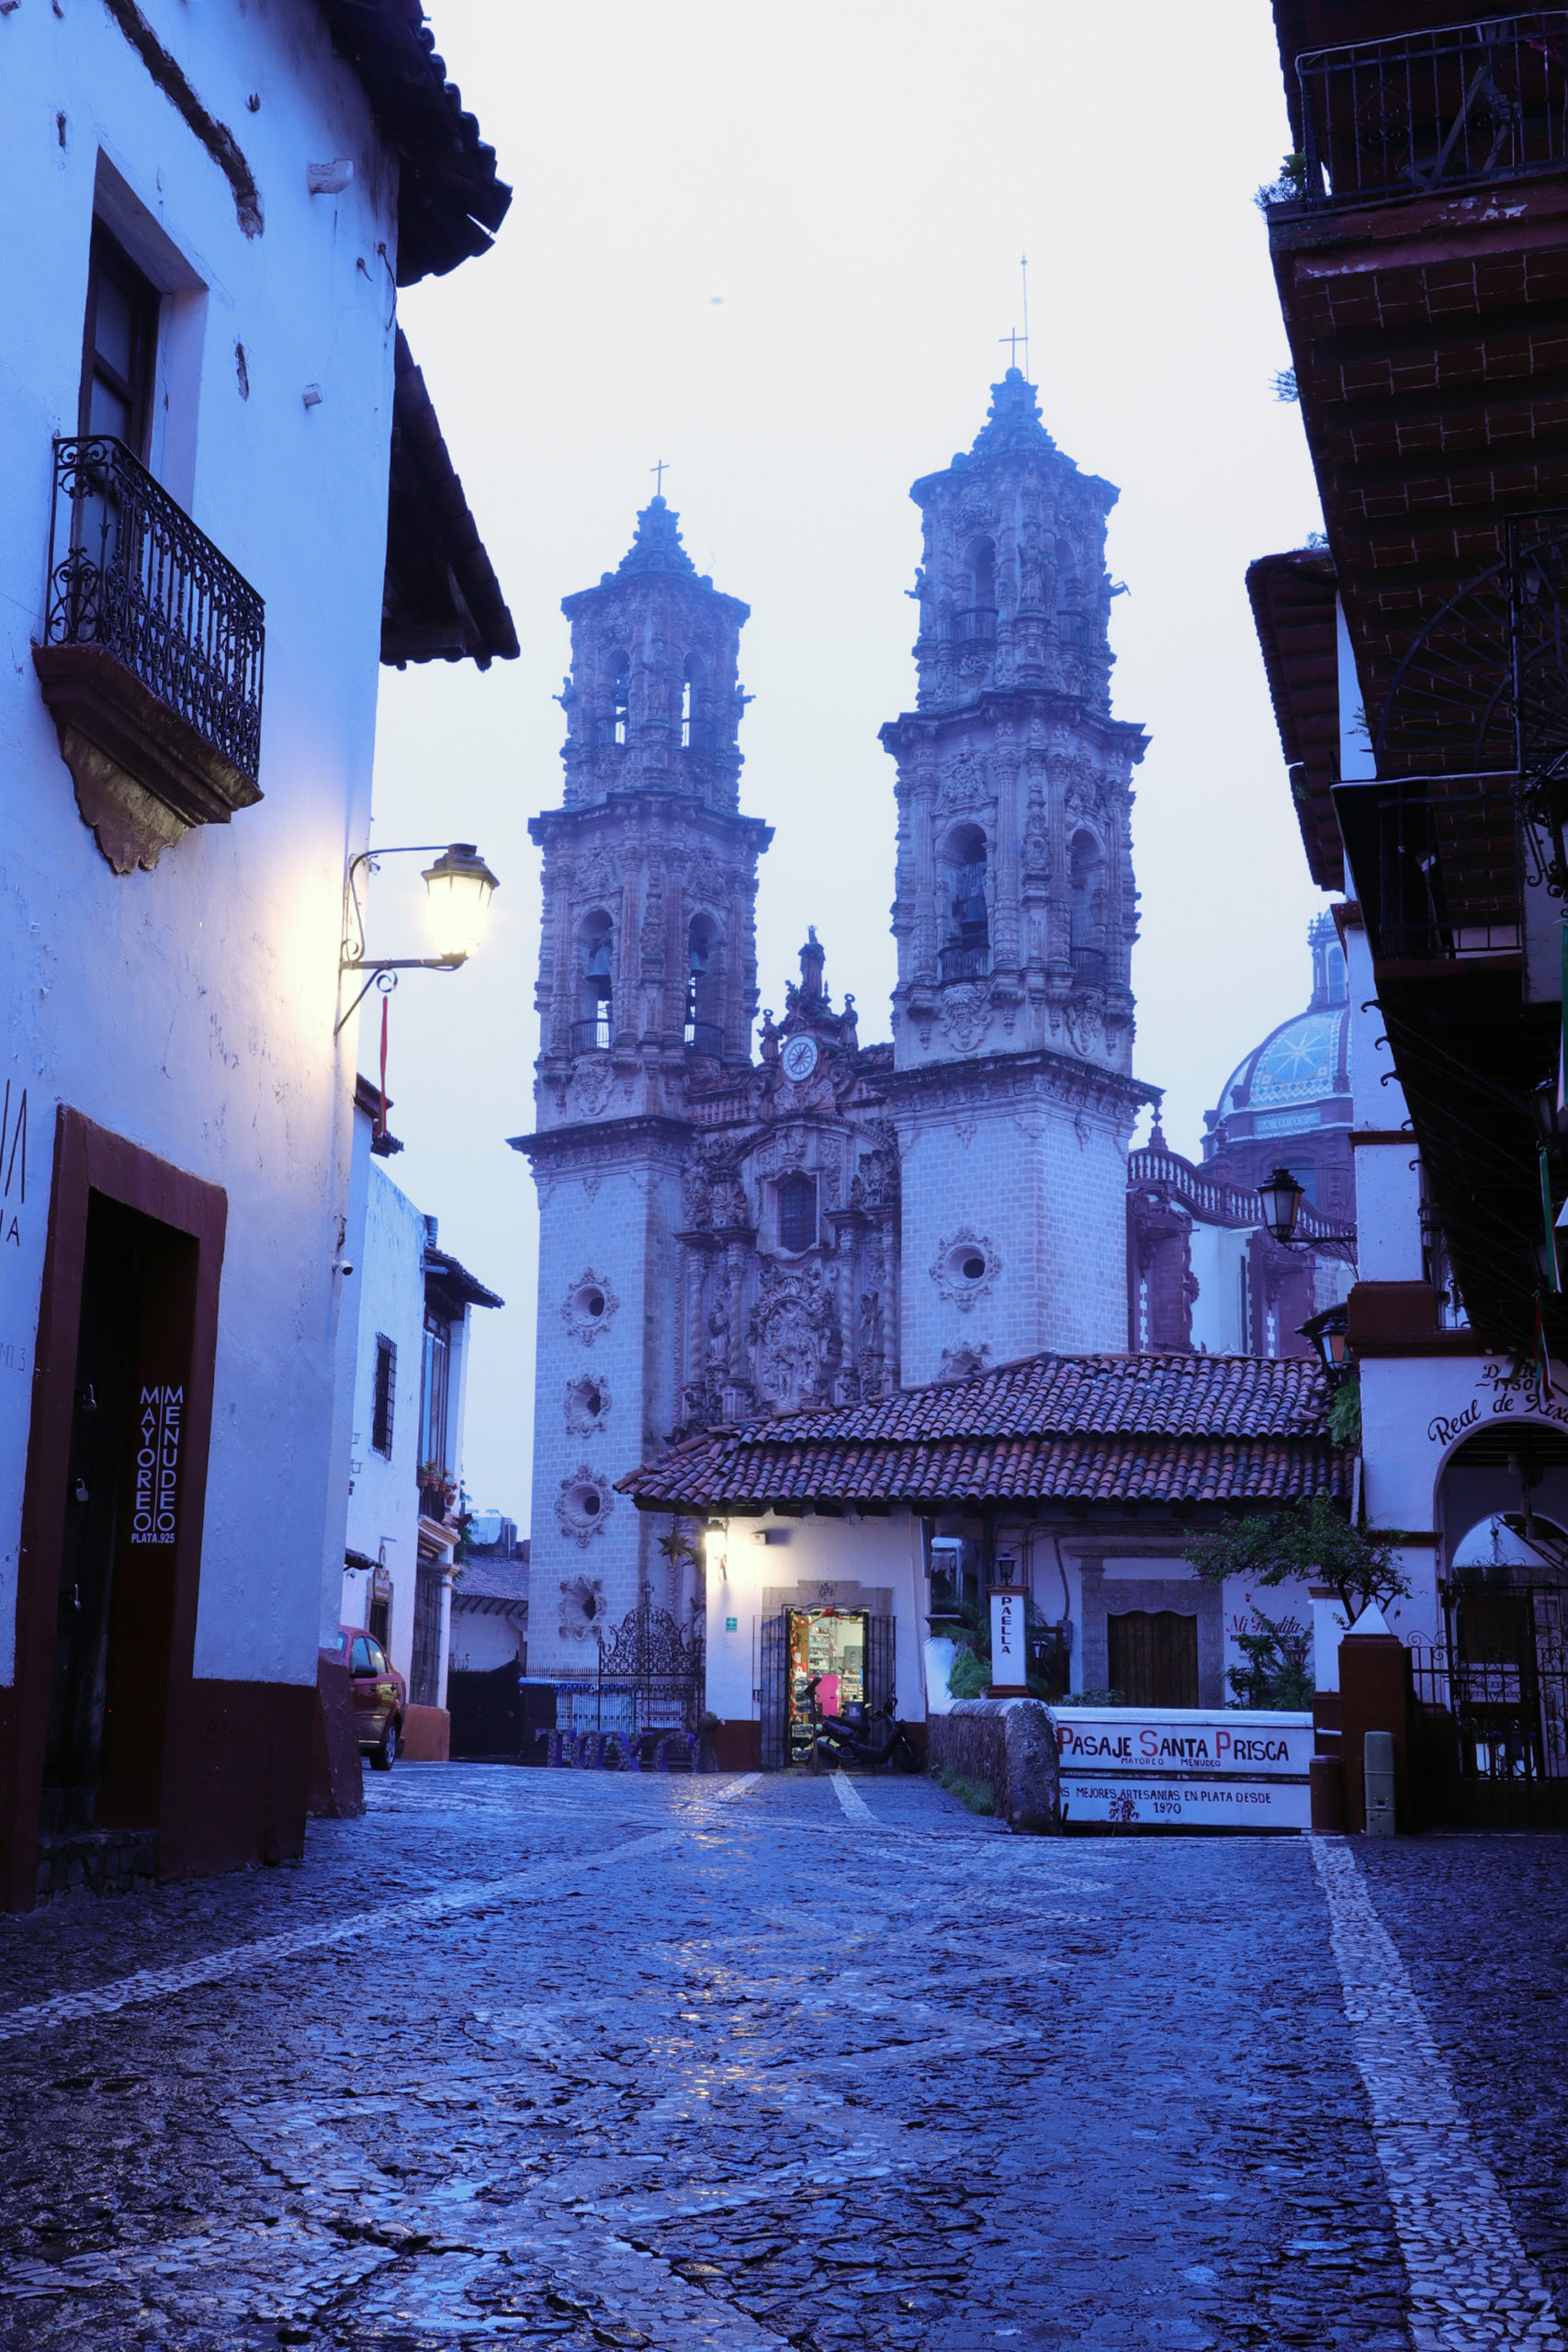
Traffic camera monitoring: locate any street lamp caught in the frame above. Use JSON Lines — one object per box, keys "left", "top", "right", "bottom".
{"left": 421, "top": 842, "right": 499, "bottom": 962}
{"left": 1258, "top": 1166, "right": 1306, "bottom": 1245}
{"left": 1299, "top": 1304, "right": 1349, "bottom": 1380}
{"left": 337, "top": 841, "right": 501, "bottom": 1031}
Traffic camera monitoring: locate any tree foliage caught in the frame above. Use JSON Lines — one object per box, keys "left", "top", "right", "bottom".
{"left": 1184, "top": 1492, "right": 1408, "bottom": 1624}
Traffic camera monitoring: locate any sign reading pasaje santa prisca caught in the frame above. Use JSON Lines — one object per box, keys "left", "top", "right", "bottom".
{"left": 130, "top": 1384, "right": 181, "bottom": 1546}
{"left": 1055, "top": 1706, "right": 1312, "bottom": 1829}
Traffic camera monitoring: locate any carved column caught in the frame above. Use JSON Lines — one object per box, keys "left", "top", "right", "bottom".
{"left": 992, "top": 748, "right": 1021, "bottom": 970}
{"left": 911, "top": 764, "right": 938, "bottom": 983}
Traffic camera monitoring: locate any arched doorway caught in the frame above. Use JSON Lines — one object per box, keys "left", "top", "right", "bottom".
{"left": 1435, "top": 1423, "right": 1568, "bottom": 1792}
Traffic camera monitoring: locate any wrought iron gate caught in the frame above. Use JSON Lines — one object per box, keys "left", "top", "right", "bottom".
{"left": 759, "top": 1613, "right": 787, "bottom": 1770}
{"left": 592, "top": 1596, "right": 705, "bottom": 1738}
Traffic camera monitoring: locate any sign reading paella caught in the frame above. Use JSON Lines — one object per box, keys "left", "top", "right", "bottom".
{"left": 1055, "top": 1706, "right": 1313, "bottom": 1830}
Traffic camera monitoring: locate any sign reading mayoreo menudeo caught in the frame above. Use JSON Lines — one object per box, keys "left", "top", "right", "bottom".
{"left": 1055, "top": 1707, "right": 1313, "bottom": 1831}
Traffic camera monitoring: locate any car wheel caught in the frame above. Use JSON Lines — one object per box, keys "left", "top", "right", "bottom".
{"left": 372, "top": 1719, "right": 399, "bottom": 1772}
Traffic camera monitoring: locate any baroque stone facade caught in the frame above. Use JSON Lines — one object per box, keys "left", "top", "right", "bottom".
{"left": 515, "top": 376, "right": 1157, "bottom": 1678}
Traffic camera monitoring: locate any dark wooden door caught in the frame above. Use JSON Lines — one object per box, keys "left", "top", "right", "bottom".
{"left": 1107, "top": 1611, "right": 1199, "bottom": 1708}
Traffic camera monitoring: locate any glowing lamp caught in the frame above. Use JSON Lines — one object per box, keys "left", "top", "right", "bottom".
{"left": 422, "top": 842, "right": 499, "bottom": 963}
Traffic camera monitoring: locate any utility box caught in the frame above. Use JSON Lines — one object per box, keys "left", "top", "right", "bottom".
{"left": 1364, "top": 1729, "right": 1396, "bottom": 1837}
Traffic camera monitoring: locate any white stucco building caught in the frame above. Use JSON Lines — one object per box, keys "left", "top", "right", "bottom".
{"left": 0, "top": 0, "right": 513, "bottom": 1905}
{"left": 336, "top": 1089, "right": 501, "bottom": 1755}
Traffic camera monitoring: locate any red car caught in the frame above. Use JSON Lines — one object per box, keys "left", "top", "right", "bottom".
{"left": 334, "top": 1624, "right": 406, "bottom": 1770}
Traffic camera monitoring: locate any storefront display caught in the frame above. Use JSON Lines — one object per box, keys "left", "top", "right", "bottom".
{"left": 785, "top": 1607, "right": 868, "bottom": 1764}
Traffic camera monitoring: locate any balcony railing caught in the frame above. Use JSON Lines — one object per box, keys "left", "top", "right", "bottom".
{"left": 940, "top": 941, "right": 990, "bottom": 983}
{"left": 570, "top": 1013, "right": 613, "bottom": 1053}
{"left": 1071, "top": 946, "right": 1109, "bottom": 988}
{"left": 45, "top": 435, "right": 264, "bottom": 782}
{"left": 953, "top": 605, "right": 997, "bottom": 646}
{"left": 683, "top": 1020, "right": 723, "bottom": 1056}
{"left": 1333, "top": 773, "right": 1522, "bottom": 963}
{"left": 1297, "top": 15, "right": 1568, "bottom": 210}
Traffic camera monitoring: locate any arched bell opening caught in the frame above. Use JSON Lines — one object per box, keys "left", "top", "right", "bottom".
{"left": 685, "top": 913, "right": 723, "bottom": 1055}
{"left": 940, "top": 821, "right": 988, "bottom": 983}
{"left": 1069, "top": 828, "right": 1109, "bottom": 988}
{"left": 955, "top": 537, "right": 997, "bottom": 645}
{"left": 575, "top": 909, "right": 615, "bottom": 1051}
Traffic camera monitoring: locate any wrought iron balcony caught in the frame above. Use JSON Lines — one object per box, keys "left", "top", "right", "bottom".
{"left": 34, "top": 436, "right": 265, "bottom": 872}
{"left": 570, "top": 1014, "right": 614, "bottom": 1054}
{"left": 939, "top": 941, "right": 990, "bottom": 983}
{"left": 684, "top": 1020, "right": 723, "bottom": 1056}
{"left": 1333, "top": 772, "right": 1521, "bottom": 965}
{"left": 45, "top": 436, "right": 264, "bottom": 776}
{"left": 1297, "top": 15, "right": 1568, "bottom": 211}
{"left": 1071, "top": 946, "right": 1109, "bottom": 988}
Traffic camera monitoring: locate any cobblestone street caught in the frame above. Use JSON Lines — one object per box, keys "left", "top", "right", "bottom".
{"left": 0, "top": 1769, "right": 1564, "bottom": 2351}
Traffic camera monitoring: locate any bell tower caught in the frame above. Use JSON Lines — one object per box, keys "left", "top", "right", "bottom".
{"left": 881, "top": 370, "right": 1156, "bottom": 1376}
{"left": 514, "top": 497, "right": 772, "bottom": 1685}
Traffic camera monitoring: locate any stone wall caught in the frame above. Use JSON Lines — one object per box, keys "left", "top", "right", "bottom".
{"left": 929, "top": 1697, "right": 1060, "bottom": 1833}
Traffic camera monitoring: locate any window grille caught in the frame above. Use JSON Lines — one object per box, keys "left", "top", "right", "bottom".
{"left": 371, "top": 1335, "right": 396, "bottom": 1457}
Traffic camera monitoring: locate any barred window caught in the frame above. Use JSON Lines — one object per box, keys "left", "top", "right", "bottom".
{"left": 372, "top": 1334, "right": 397, "bottom": 1457}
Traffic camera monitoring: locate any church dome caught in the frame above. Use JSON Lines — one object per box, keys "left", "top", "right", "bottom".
{"left": 1216, "top": 1004, "right": 1350, "bottom": 1120}
{"left": 1204, "top": 914, "right": 1351, "bottom": 1147}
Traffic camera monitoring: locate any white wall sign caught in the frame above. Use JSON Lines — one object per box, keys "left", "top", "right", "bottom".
{"left": 989, "top": 1581, "right": 1027, "bottom": 1692}
{"left": 1055, "top": 1706, "right": 1313, "bottom": 1830}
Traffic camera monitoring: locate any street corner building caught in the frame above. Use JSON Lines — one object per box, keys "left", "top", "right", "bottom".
{"left": 0, "top": 0, "right": 515, "bottom": 1907}
{"left": 1244, "top": 0, "right": 1568, "bottom": 1826}
{"left": 618, "top": 1346, "right": 1348, "bottom": 1772}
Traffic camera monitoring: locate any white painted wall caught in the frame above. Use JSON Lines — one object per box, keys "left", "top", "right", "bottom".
{"left": 1188, "top": 1222, "right": 1250, "bottom": 1355}
{"left": 342, "top": 1164, "right": 427, "bottom": 1683}
{"left": 449, "top": 1606, "right": 525, "bottom": 1675}
{"left": 704, "top": 1510, "right": 927, "bottom": 1724}
{"left": 0, "top": 0, "right": 399, "bottom": 1690}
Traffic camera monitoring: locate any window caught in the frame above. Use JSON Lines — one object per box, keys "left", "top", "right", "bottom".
{"left": 419, "top": 1312, "right": 449, "bottom": 1475}
{"left": 411, "top": 1561, "right": 444, "bottom": 1707}
{"left": 686, "top": 915, "right": 719, "bottom": 1049}
{"left": 80, "top": 222, "right": 159, "bottom": 453}
{"left": 350, "top": 1634, "right": 373, "bottom": 1676}
{"left": 371, "top": 1335, "right": 397, "bottom": 1458}
{"left": 941, "top": 823, "right": 988, "bottom": 979}
{"left": 681, "top": 668, "right": 694, "bottom": 747}
{"left": 366, "top": 1637, "right": 389, "bottom": 1677}
{"left": 959, "top": 537, "right": 997, "bottom": 640}
{"left": 368, "top": 1592, "right": 390, "bottom": 1648}
{"left": 578, "top": 911, "right": 614, "bottom": 1050}
{"left": 1069, "top": 830, "right": 1108, "bottom": 984}
{"left": 611, "top": 652, "right": 630, "bottom": 745}
{"left": 778, "top": 1173, "right": 818, "bottom": 1254}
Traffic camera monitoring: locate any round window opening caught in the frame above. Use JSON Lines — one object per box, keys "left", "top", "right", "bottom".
{"left": 581, "top": 1489, "right": 601, "bottom": 1516}
{"left": 947, "top": 1243, "right": 989, "bottom": 1285}
{"left": 582, "top": 1385, "right": 603, "bottom": 1417}
{"left": 576, "top": 1285, "right": 605, "bottom": 1319}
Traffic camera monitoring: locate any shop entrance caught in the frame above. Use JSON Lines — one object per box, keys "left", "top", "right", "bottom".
{"left": 786, "top": 1606, "right": 867, "bottom": 1765}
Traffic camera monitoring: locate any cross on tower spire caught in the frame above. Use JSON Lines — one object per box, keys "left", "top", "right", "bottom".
{"left": 651, "top": 458, "right": 670, "bottom": 498}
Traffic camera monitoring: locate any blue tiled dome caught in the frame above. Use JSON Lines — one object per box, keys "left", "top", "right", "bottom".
{"left": 1217, "top": 1005, "right": 1351, "bottom": 1118}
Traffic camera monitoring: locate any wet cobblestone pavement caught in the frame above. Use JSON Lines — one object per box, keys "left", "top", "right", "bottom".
{"left": 0, "top": 1768, "right": 1563, "bottom": 2350}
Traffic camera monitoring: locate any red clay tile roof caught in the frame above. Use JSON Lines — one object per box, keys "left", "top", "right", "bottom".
{"left": 620, "top": 1352, "right": 1347, "bottom": 1512}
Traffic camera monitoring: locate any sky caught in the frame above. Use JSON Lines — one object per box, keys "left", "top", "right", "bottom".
{"left": 361, "top": 0, "right": 1326, "bottom": 1527}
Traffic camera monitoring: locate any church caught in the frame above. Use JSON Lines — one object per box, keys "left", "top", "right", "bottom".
{"left": 512, "top": 369, "right": 1348, "bottom": 1728}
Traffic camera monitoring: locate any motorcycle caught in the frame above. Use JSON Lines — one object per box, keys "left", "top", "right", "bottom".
{"left": 804, "top": 1676, "right": 920, "bottom": 1773}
